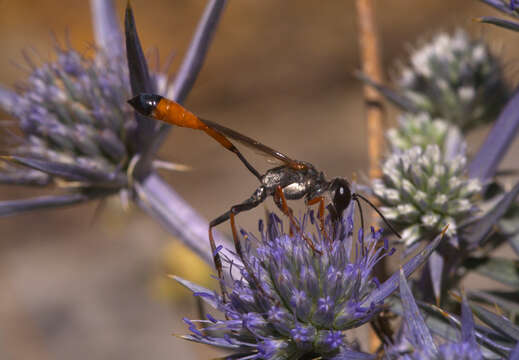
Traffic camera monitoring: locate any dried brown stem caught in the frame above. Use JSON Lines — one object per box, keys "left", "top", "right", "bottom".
{"left": 355, "top": 0, "right": 390, "bottom": 352}
{"left": 356, "top": 0, "right": 385, "bottom": 180}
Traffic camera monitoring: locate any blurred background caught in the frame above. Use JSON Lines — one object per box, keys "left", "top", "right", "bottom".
{"left": 0, "top": 1, "right": 518, "bottom": 359}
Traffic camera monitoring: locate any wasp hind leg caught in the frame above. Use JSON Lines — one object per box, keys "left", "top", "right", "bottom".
{"left": 209, "top": 187, "right": 267, "bottom": 300}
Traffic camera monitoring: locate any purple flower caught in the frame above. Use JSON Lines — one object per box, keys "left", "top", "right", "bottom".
{"left": 0, "top": 0, "right": 174, "bottom": 214}
{"left": 0, "top": 0, "right": 230, "bottom": 268}
{"left": 175, "top": 205, "right": 443, "bottom": 359}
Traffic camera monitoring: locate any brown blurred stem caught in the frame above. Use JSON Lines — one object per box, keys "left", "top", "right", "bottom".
{"left": 355, "top": 0, "right": 391, "bottom": 351}
{"left": 356, "top": 0, "right": 385, "bottom": 180}
{"left": 355, "top": 0, "right": 387, "bottom": 274}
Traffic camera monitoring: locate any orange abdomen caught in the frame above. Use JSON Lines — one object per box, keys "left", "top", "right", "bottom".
{"left": 152, "top": 98, "right": 236, "bottom": 151}
{"left": 153, "top": 98, "right": 205, "bottom": 130}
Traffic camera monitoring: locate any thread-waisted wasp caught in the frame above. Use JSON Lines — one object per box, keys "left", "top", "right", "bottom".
{"left": 128, "top": 94, "right": 400, "bottom": 294}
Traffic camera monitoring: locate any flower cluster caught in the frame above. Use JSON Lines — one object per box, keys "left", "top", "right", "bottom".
{"left": 373, "top": 144, "right": 481, "bottom": 247}
{"left": 3, "top": 49, "right": 134, "bottom": 190}
{"left": 386, "top": 112, "right": 452, "bottom": 152}
{"left": 178, "top": 206, "right": 395, "bottom": 359}
{"left": 398, "top": 29, "right": 508, "bottom": 132}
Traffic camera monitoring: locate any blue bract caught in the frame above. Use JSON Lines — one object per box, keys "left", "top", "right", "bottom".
{"left": 385, "top": 271, "right": 484, "bottom": 360}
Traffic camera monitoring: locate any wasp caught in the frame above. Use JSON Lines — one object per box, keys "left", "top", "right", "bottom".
{"left": 128, "top": 94, "right": 400, "bottom": 289}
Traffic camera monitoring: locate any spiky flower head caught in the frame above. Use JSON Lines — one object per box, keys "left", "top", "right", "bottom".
{"left": 398, "top": 29, "right": 508, "bottom": 132}
{"left": 387, "top": 112, "right": 454, "bottom": 152}
{"left": 385, "top": 271, "right": 484, "bottom": 360}
{"left": 177, "top": 206, "right": 397, "bottom": 359}
{"left": 176, "top": 206, "right": 443, "bottom": 359}
{"left": 4, "top": 49, "right": 133, "bottom": 190}
{"left": 0, "top": 3, "right": 176, "bottom": 214}
{"left": 373, "top": 140, "right": 481, "bottom": 248}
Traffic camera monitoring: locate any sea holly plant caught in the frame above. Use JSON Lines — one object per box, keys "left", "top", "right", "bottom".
{"left": 0, "top": 0, "right": 231, "bottom": 264}
{"left": 385, "top": 113, "right": 454, "bottom": 153}
{"left": 373, "top": 114, "right": 479, "bottom": 249}
{"left": 386, "top": 272, "right": 484, "bottom": 359}
{"left": 386, "top": 271, "right": 519, "bottom": 359}
{"left": 359, "top": 29, "right": 509, "bottom": 133}
{"left": 2, "top": 1, "right": 519, "bottom": 359}
{"left": 365, "top": 23, "right": 519, "bottom": 304}
{"left": 370, "top": 110, "right": 517, "bottom": 303}
{"left": 175, "top": 205, "right": 444, "bottom": 360}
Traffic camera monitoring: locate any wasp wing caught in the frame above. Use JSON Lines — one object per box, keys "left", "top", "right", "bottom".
{"left": 200, "top": 118, "right": 304, "bottom": 169}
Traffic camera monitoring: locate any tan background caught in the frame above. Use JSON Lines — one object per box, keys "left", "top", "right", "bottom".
{"left": 0, "top": 1, "right": 518, "bottom": 359}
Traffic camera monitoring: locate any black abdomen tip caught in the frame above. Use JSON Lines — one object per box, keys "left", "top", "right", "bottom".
{"left": 127, "top": 93, "right": 163, "bottom": 116}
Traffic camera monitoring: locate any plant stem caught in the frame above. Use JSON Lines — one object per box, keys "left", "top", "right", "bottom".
{"left": 356, "top": 0, "right": 385, "bottom": 180}
{"left": 355, "top": 0, "right": 389, "bottom": 350}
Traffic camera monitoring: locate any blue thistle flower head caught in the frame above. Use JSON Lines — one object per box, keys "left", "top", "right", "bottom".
{"left": 176, "top": 203, "right": 444, "bottom": 359}
{"left": 177, "top": 204, "right": 394, "bottom": 359}
{"left": 0, "top": 1, "right": 179, "bottom": 215}
{"left": 7, "top": 48, "right": 134, "bottom": 185}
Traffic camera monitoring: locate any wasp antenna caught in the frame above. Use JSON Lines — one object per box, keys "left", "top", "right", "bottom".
{"left": 128, "top": 93, "right": 162, "bottom": 116}
{"left": 354, "top": 193, "right": 402, "bottom": 239}
{"left": 353, "top": 196, "right": 365, "bottom": 256}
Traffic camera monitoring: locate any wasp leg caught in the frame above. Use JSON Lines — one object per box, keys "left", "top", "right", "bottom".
{"left": 208, "top": 225, "right": 228, "bottom": 302}
{"left": 273, "top": 188, "right": 294, "bottom": 236}
{"left": 274, "top": 186, "right": 322, "bottom": 254}
{"left": 202, "top": 126, "right": 262, "bottom": 181}
{"left": 209, "top": 187, "right": 267, "bottom": 300}
{"left": 307, "top": 196, "right": 331, "bottom": 243}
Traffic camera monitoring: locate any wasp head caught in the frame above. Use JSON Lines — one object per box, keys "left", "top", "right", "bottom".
{"left": 128, "top": 93, "right": 163, "bottom": 116}
{"left": 328, "top": 178, "right": 352, "bottom": 222}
